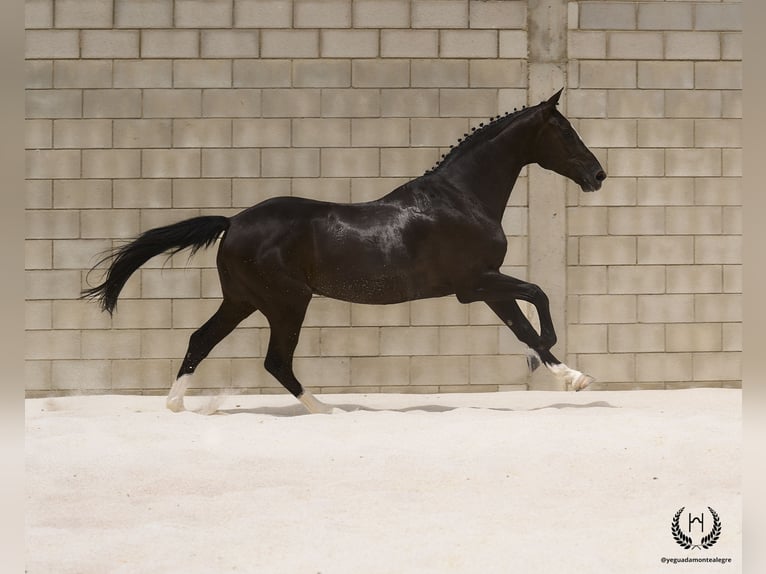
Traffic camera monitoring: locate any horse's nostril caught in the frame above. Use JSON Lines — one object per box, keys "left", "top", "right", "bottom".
{"left": 596, "top": 170, "right": 607, "bottom": 182}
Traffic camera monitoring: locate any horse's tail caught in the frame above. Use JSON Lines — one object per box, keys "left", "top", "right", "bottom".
{"left": 81, "top": 215, "right": 230, "bottom": 314}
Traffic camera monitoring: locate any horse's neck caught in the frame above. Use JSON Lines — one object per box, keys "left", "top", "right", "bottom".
{"left": 436, "top": 126, "right": 533, "bottom": 221}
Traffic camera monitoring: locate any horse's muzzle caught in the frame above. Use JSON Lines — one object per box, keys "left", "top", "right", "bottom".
{"left": 581, "top": 168, "right": 607, "bottom": 192}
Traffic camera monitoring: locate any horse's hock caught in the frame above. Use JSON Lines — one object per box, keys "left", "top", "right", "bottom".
{"left": 25, "top": 0, "right": 742, "bottom": 397}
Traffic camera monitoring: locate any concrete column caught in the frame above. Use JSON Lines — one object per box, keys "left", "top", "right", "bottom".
{"left": 526, "top": 0, "right": 569, "bottom": 390}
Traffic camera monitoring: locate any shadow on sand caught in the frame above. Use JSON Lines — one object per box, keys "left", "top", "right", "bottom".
{"left": 214, "top": 400, "right": 617, "bottom": 417}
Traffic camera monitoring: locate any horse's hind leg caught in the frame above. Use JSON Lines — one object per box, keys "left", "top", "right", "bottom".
{"left": 167, "top": 298, "right": 254, "bottom": 412}
{"left": 261, "top": 295, "right": 335, "bottom": 414}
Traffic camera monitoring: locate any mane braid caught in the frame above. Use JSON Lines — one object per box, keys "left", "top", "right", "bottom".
{"left": 425, "top": 105, "right": 531, "bottom": 175}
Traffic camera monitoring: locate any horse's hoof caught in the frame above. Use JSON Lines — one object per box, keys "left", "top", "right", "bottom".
{"left": 572, "top": 373, "right": 595, "bottom": 391}
{"left": 166, "top": 398, "right": 185, "bottom": 412}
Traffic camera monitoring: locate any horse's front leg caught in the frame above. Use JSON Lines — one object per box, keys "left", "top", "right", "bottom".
{"left": 457, "top": 271, "right": 594, "bottom": 391}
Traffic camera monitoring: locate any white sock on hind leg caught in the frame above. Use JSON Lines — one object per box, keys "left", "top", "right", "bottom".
{"left": 298, "top": 389, "right": 335, "bottom": 415}
{"left": 546, "top": 363, "right": 595, "bottom": 391}
{"left": 167, "top": 374, "right": 191, "bottom": 412}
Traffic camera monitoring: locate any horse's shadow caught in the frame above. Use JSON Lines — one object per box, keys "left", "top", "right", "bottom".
{"left": 213, "top": 400, "right": 617, "bottom": 417}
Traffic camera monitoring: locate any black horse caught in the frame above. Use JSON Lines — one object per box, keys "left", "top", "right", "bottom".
{"left": 83, "top": 89, "right": 606, "bottom": 414}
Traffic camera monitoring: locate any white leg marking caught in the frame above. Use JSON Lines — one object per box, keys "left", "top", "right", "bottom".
{"left": 546, "top": 363, "right": 595, "bottom": 391}
{"left": 298, "top": 389, "right": 336, "bottom": 415}
{"left": 167, "top": 374, "right": 191, "bottom": 412}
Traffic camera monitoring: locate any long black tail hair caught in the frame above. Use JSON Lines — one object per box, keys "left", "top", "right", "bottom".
{"left": 81, "top": 216, "right": 230, "bottom": 314}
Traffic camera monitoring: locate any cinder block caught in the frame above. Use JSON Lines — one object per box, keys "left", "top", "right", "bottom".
{"left": 440, "top": 30, "right": 497, "bottom": 58}
{"left": 635, "top": 353, "right": 692, "bottom": 383}
{"left": 26, "top": 30, "right": 79, "bottom": 59}
{"left": 83, "top": 150, "right": 142, "bottom": 179}
{"left": 608, "top": 324, "right": 664, "bottom": 353}
{"left": 667, "top": 265, "right": 722, "bottom": 294}
{"left": 722, "top": 91, "right": 741, "bottom": 119}
{"left": 26, "top": 90, "right": 81, "bottom": 119}
{"left": 381, "top": 148, "right": 437, "bottom": 177}
{"left": 411, "top": 296, "right": 469, "bottom": 326}
{"left": 173, "top": 119, "right": 231, "bottom": 148}
{"left": 695, "top": 236, "right": 741, "bottom": 265}
{"left": 261, "top": 30, "right": 319, "bottom": 58}
{"left": 722, "top": 33, "right": 742, "bottom": 61}
{"left": 233, "top": 179, "right": 290, "bottom": 207}
{"left": 302, "top": 297, "right": 350, "bottom": 327}
{"left": 578, "top": 119, "right": 636, "bottom": 148}
{"left": 579, "top": 294, "right": 636, "bottom": 324}
{"left": 319, "top": 327, "right": 378, "bottom": 357}
{"left": 82, "top": 330, "right": 141, "bottom": 359}
{"left": 262, "top": 89, "right": 320, "bottom": 117}
{"left": 723, "top": 149, "right": 741, "bottom": 177}
{"left": 141, "top": 268, "right": 201, "bottom": 299}
{"left": 637, "top": 2, "right": 692, "bottom": 31}
{"left": 175, "top": 0, "right": 232, "bottom": 28}
{"left": 142, "top": 149, "right": 201, "bottom": 179}
{"left": 290, "top": 118, "right": 348, "bottom": 148}
{"left": 26, "top": 119, "right": 52, "bottom": 149}
{"left": 174, "top": 60, "right": 231, "bottom": 89}
{"left": 579, "top": 2, "right": 635, "bottom": 30}
{"left": 351, "top": 356, "right": 409, "bottom": 387}
{"left": 577, "top": 353, "right": 635, "bottom": 384}
{"left": 695, "top": 3, "right": 742, "bottom": 32}
{"left": 172, "top": 179, "right": 231, "bottom": 208}
{"left": 439, "top": 89, "right": 496, "bottom": 117}
{"left": 692, "top": 352, "right": 741, "bottom": 382}
{"left": 411, "top": 117, "right": 467, "bottom": 147}
{"left": 607, "top": 31, "right": 662, "bottom": 60}
{"left": 50, "top": 360, "right": 112, "bottom": 391}
{"left": 470, "top": 60, "right": 526, "bottom": 88}
{"left": 53, "top": 180, "right": 111, "bottom": 209}
{"left": 351, "top": 177, "right": 408, "bottom": 203}
{"left": 292, "top": 178, "right": 351, "bottom": 203}
{"left": 26, "top": 150, "right": 80, "bottom": 179}
{"left": 294, "top": 59, "right": 351, "bottom": 88}
{"left": 109, "top": 300, "right": 171, "bottom": 329}
{"left": 55, "top": 0, "right": 112, "bottom": 28}
{"left": 607, "top": 149, "right": 664, "bottom": 177}
{"left": 26, "top": 330, "right": 81, "bottom": 360}
{"left": 637, "top": 177, "right": 693, "bottom": 206}
{"left": 637, "top": 119, "right": 693, "bottom": 148}
{"left": 26, "top": 301, "right": 52, "bottom": 330}
{"left": 576, "top": 177, "right": 637, "bottom": 207}
{"left": 413, "top": 356, "right": 469, "bottom": 386}
{"left": 115, "top": 0, "right": 173, "bottom": 28}
{"left": 201, "top": 149, "right": 260, "bottom": 178}
{"left": 202, "top": 89, "right": 260, "bottom": 118}
{"left": 666, "top": 324, "right": 721, "bottom": 353}
{"left": 25, "top": 240, "right": 52, "bottom": 270}
{"left": 234, "top": 119, "right": 291, "bottom": 148}
{"left": 141, "top": 30, "right": 199, "bottom": 59}
{"left": 666, "top": 207, "right": 722, "bottom": 235}
{"left": 381, "top": 30, "right": 438, "bottom": 58}
{"left": 321, "top": 30, "right": 379, "bottom": 58}
{"left": 637, "top": 294, "right": 694, "bottom": 323}
{"left": 352, "top": 60, "right": 409, "bottom": 88}
{"left": 470, "top": 0, "right": 526, "bottom": 29}
{"left": 294, "top": 0, "right": 351, "bottom": 28}
{"left": 413, "top": 0, "right": 468, "bottom": 29}
{"left": 321, "top": 148, "right": 379, "bottom": 177}
{"left": 114, "top": 119, "right": 172, "bottom": 148}
{"left": 637, "top": 236, "right": 693, "bottom": 265}
{"left": 201, "top": 30, "right": 258, "bottom": 58}
{"left": 579, "top": 61, "right": 636, "bottom": 89}
{"left": 723, "top": 323, "right": 742, "bottom": 351}
{"left": 695, "top": 62, "right": 742, "bottom": 90}
{"left": 295, "top": 357, "right": 351, "bottom": 386}
{"left": 439, "top": 326, "right": 499, "bottom": 356}
{"left": 111, "top": 359, "right": 173, "bottom": 390}
{"left": 607, "top": 266, "right": 664, "bottom": 295}
{"left": 351, "top": 302, "right": 410, "bottom": 326}
{"left": 83, "top": 89, "right": 142, "bottom": 119}
{"left": 234, "top": 0, "right": 292, "bottom": 28}
{"left": 26, "top": 269, "right": 81, "bottom": 299}
{"left": 666, "top": 149, "right": 720, "bottom": 177}
{"left": 114, "top": 60, "right": 172, "bottom": 88}
{"left": 567, "top": 265, "right": 607, "bottom": 294}
{"left": 81, "top": 31, "right": 140, "bottom": 59}
{"left": 26, "top": 180, "right": 53, "bottom": 209}
{"left": 322, "top": 89, "right": 380, "bottom": 117}
{"left": 579, "top": 236, "right": 635, "bottom": 265}
{"left": 380, "top": 326, "right": 439, "bottom": 356}
{"left": 80, "top": 209, "right": 140, "bottom": 238}
{"left": 723, "top": 207, "right": 742, "bottom": 236}
{"left": 607, "top": 206, "right": 664, "bottom": 235}
{"left": 113, "top": 179, "right": 171, "bottom": 209}
{"left": 26, "top": 0, "right": 53, "bottom": 29}
{"left": 261, "top": 149, "right": 320, "bottom": 178}
{"left": 607, "top": 89, "right": 664, "bottom": 118}
{"left": 567, "top": 89, "right": 607, "bottom": 118}
{"left": 567, "top": 324, "right": 607, "bottom": 354}
{"left": 352, "top": 118, "right": 408, "bottom": 147}
{"left": 53, "top": 239, "right": 111, "bottom": 269}
{"left": 233, "top": 60, "right": 290, "bottom": 88}
{"left": 666, "top": 91, "right": 721, "bottom": 119}
{"left": 411, "top": 59, "right": 468, "bottom": 88}
{"left": 568, "top": 31, "right": 606, "bottom": 59}
{"left": 353, "top": 0, "right": 410, "bottom": 28}
{"left": 139, "top": 329, "right": 189, "bottom": 359}
{"left": 499, "top": 30, "right": 527, "bottom": 58}
{"left": 638, "top": 62, "right": 693, "bottom": 89}
{"left": 53, "top": 119, "right": 110, "bottom": 149}
{"left": 666, "top": 32, "right": 720, "bottom": 61}
{"left": 26, "top": 61, "right": 53, "bottom": 89}
{"left": 695, "top": 119, "right": 741, "bottom": 148}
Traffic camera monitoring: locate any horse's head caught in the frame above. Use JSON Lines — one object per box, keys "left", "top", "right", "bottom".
{"left": 532, "top": 89, "right": 606, "bottom": 192}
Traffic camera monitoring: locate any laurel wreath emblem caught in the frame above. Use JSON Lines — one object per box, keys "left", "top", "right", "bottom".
{"left": 671, "top": 506, "right": 722, "bottom": 550}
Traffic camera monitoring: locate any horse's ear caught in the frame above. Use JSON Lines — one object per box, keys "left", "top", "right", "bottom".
{"left": 546, "top": 88, "right": 564, "bottom": 106}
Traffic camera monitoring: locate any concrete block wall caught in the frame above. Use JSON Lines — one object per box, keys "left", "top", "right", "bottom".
{"left": 566, "top": 0, "right": 742, "bottom": 389}
{"left": 25, "top": 0, "right": 741, "bottom": 396}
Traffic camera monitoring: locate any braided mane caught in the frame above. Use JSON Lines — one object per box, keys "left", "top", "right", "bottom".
{"left": 426, "top": 102, "right": 541, "bottom": 175}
